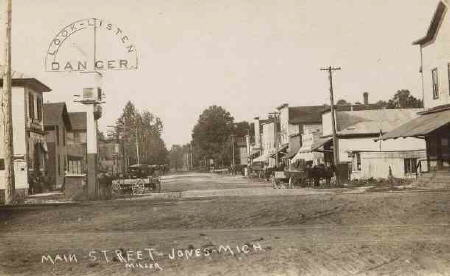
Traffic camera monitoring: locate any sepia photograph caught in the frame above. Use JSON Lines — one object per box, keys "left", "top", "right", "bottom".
{"left": 0, "top": 0, "right": 450, "bottom": 275}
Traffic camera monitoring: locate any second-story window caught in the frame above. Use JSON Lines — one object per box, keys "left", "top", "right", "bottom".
{"left": 432, "top": 68, "right": 439, "bottom": 99}
{"left": 28, "top": 93, "right": 35, "bottom": 119}
{"left": 56, "top": 126, "right": 60, "bottom": 145}
{"left": 36, "top": 97, "right": 42, "bottom": 121}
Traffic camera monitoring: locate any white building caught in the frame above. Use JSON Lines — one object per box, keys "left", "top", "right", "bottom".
{"left": 321, "top": 107, "right": 426, "bottom": 180}
{"left": 382, "top": 0, "right": 450, "bottom": 176}
{"left": 0, "top": 74, "right": 52, "bottom": 199}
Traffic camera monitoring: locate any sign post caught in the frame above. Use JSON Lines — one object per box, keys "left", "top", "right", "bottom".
{"left": 45, "top": 18, "right": 138, "bottom": 201}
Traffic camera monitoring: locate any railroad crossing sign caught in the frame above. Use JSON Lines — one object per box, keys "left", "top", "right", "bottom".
{"left": 45, "top": 18, "right": 138, "bottom": 72}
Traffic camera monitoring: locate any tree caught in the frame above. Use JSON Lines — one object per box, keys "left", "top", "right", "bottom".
{"left": 374, "top": 100, "right": 388, "bottom": 109}
{"left": 386, "top": 90, "right": 423, "bottom": 109}
{"left": 336, "top": 99, "right": 350, "bottom": 105}
{"left": 115, "top": 101, "right": 168, "bottom": 166}
{"left": 192, "top": 105, "right": 234, "bottom": 168}
{"left": 169, "top": 144, "right": 191, "bottom": 171}
{"left": 233, "top": 121, "right": 254, "bottom": 137}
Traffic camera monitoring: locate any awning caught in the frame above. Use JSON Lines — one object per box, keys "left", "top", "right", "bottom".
{"left": 311, "top": 137, "right": 333, "bottom": 151}
{"left": 270, "top": 144, "right": 288, "bottom": 158}
{"left": 253, "top": 152, "right": 270, "bottom": 163}
{"left": 298, "top": 144, "right": 312, "bottom": 153}
{"left": 284, "top": 149, "right": 298, "bottom": 159}
{"left": 381, "top": 109, "right": 450, "bottom": 140}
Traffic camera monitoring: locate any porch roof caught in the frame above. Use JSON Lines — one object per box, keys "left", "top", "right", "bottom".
{"left": 311, "top": 137, "right": 333, "bottom": 151}
{"left": 253, "top": 152, "right": 270, "bottom": 163}
{"left": 380, "top": 109, "right": 450, "bottom": 140}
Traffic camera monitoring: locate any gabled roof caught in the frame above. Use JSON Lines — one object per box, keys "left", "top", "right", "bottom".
{"left": 335, "top": 108, "right": 423, "bottom": 136}
{"left": 68, "top": 112, "right": 87, "bottom": 131}
{"left": 288, "top": 105, "right": 325, "bottom": 125}
{"left": 413, "top": 1, "right": 447, "bottom": 46}
{"left": 43, "top": 102, "right": 71, "bottom": 129}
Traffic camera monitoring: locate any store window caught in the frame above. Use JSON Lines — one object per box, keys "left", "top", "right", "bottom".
{"left": 404, "top": 158, "right": 418, "bottom": 174}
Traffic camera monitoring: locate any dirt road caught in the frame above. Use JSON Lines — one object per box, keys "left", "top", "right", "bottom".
{"left": 1, "top": 173, "right": 450, "bottom": 275}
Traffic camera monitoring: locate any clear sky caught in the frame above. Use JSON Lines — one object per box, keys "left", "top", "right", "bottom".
{"left": 9, "top": 0, "right": 439, "bottom": 147}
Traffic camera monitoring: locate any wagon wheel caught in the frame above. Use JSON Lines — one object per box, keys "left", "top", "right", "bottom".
{"left": 132, "top": 179, "right": 145, "bottom": 195}
{"left": 111, "top": 181, "right": 122, "bottom": 194}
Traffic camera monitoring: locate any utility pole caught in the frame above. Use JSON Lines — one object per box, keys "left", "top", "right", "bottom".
{"left": 269, "top": 112, "right": 279, "bottom": 168}
{"left": 2, "top": 0, "right": 15, "bottom": 204}
{"left": 321, "top": 66, "right": 341, "bottom": 185}
{"left": 231, "top": 135, "right": 235, "bottom": 170}
{"left": 189, "top": 143, "right": 193, "bottom": 170}
{"left": 135, "top": 126, "right": 140, "bottom": 165}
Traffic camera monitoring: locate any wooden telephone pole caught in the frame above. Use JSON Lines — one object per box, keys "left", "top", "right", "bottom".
{"left": 321, "top": 66, "right": 341, "bottom": 186}
{"left": 2, "top": 0, "right": 15, "bottom": 204}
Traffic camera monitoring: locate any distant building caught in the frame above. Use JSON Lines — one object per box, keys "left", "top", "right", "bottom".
{"left": 98, "top": 139, "right": 122, "bottom": 175}
{"left": 382, "top": 1, "right": 450, "bottom": 177}
{"left": 250, "top": 117, "right": 270, "bottom": 171}
{"left": 43, "top": 102, "right": 72, "bottom": 189}
{"left": 0, "top": 74, "right": 52, "bottom": 197}
{"left": 234, "top": 136, "right": 249, "bottom": 166}
{"left": 66, "top": 112, "right": 87, "bottom": 175}
{"left": 277, "top": 104, "right": 325, "bottom": 165}
{"left": 321, "top": 108, "right": 426, "bottom": 180}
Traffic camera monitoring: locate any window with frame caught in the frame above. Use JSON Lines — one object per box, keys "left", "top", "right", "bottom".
{"left": 28, "top": 93, "right": 35, "bottom": 119}
{"left": 56, "top": 126, "right": 60, "bottom": 145}
{"left": 36, "top": 97, "right": 42, "bottom": 121}
{"left": 404, "top": 158, "right": 418, "bottom": 174}
{"left": 432, "top": 68, "right": 439, "bottom": 99}
{"left": 353, "top": 152, "right": 361, "bottom": 171}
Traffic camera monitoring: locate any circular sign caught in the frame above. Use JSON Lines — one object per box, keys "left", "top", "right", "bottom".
{"left": 45, "top": 18, "right": 138, "bottom": 72}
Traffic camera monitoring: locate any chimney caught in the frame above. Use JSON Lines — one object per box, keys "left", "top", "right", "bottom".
{"left": 363, "top": 92, "right": 369, "bottom": 105}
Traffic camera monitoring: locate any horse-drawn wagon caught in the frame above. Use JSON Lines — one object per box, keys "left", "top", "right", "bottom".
{"left": 271, "top": 159, "right": 335, "bottom": 189}
{"left": 112, "top": 164, "right": 162, "bottom": 195}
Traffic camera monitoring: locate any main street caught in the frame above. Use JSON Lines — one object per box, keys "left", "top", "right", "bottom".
{"left": 1, "top": 173, "right": 450, "bottom": 275}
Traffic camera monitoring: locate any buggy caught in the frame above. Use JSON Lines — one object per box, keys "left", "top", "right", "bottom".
{"left": 112, "top": 164, "right": 162, "bottom": 195}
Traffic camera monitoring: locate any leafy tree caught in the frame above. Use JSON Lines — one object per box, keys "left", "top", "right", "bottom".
{"left": 169, "top": 144, "right": 191, "bottom": 171}
{"left": 374, "top": 100, "right": 388, "bottom": 109}
{"left": 115, "top": 101, "right": 168, "bottom": 166}
{"left": 192, "top": 105, "right": 234, "bottom": 168}
{"left": 386, "top": 89, "right": 423, "bottom": 109}
{"left": 233, "top": 121, "right": 254, "bottom": 137}
{"left": 336, "top": 99, "right": 350, "bottom": 105}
